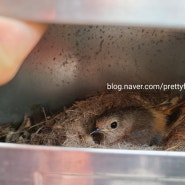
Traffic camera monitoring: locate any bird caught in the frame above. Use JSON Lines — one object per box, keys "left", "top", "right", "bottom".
{"left": 90, "top": 101, "right": 185, "bottom": 146}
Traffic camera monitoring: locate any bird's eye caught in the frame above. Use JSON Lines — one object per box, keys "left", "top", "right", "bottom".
{"left": 110, "top": 121, "right": 118, "bottom": 129}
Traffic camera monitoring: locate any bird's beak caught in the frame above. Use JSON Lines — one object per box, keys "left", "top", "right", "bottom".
{"left": 90, "top": 127, "right": 102, "bottom": 135}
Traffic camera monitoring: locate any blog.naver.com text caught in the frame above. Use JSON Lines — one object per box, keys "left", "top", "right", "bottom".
{"left": 107, "top": 83, "right": 185, "bottom": 91}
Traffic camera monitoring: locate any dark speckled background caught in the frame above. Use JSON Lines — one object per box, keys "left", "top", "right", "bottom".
{"left": 0, "top": 25, "right": 185, "bottom": 123}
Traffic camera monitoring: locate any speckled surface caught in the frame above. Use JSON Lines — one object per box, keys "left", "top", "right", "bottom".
{"left": 0, "top": 25, "right": 185, "bottom": 123}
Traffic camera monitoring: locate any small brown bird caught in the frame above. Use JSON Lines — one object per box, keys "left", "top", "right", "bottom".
{"left": 90, "top": 102, "right": 185, "bottom": 146}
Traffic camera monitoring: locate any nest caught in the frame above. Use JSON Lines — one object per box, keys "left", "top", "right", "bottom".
{"left": 0, "top": 90, "right": 185, "bottom": 151}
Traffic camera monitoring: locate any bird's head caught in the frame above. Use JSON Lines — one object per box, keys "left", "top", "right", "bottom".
{"left": 90, "top": 109, "right": 134, "bottom": 145}
{"left": 91, "top": 116, "right": 121, "bottom": 135}
{"left": 90, "top": 106, "right": 153, "bottom": 144}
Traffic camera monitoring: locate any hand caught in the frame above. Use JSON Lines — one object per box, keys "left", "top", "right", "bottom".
{"left": 0, "top": 16, "right": 48, "bottom": 85}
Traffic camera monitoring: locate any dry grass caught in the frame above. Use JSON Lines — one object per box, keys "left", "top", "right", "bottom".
{"left": 0, "top": 90, "right": 185, "bottom": 151}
